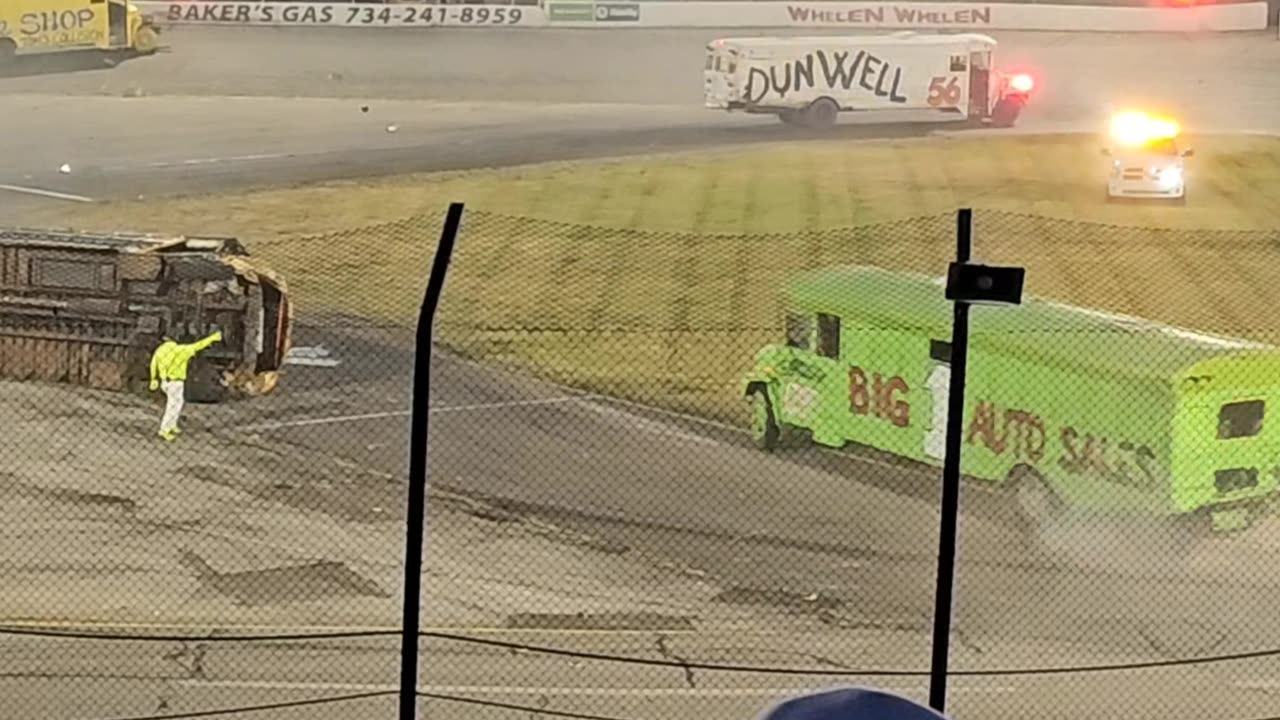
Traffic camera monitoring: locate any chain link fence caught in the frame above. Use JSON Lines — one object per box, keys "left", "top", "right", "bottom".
{"left": 3, "top": 208, "right": 1280, "bottom": 719}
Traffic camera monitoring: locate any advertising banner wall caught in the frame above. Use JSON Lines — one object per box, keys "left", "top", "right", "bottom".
{"left": 135, "top": 2, "right": 546, "bottom": 27}
{"left": 138, "top": 1, "right": 1268, "bottom": 32}
{"left": 542, "top": 0, "right": 1269, "bottom": 31}
{"left": 542, "top": 1, "right": 1267, "bottom": 31}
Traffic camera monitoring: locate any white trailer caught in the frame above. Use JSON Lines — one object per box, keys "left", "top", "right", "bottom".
{"left": 704, "top": 33, "right": 1033, "bottom": 130}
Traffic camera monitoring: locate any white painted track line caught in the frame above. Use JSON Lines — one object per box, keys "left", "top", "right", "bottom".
{"left": 239, "top": 395, "right": 599, "bottom": 432}
{"left": 0, "top": 184, "right": 94, "bottom": 203}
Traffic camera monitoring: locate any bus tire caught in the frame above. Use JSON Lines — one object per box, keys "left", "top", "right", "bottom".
{"left": 133, "top": 25, "right": 160, "bottom": 55}
{"left": 185, "top": 364, "right": 229, "bottom": 405}
{"left": 802, "top": 98, "right": 839, "bottom": 131}
{"left": 1011, "top": 466, "right": 1063, "bottom": 534}
{"left": 0, "top": 39, "right": 16, "bottom": 66}
{"left": 748, "top": 387, "right": 781, "bottom": 452}
{"left": 990, "top": 96, "right": 1023, "bottom": 129}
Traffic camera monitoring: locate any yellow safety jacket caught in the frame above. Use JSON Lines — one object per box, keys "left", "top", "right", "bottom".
{"left": 150, "top": 332, "right": 223, "bottom": 383}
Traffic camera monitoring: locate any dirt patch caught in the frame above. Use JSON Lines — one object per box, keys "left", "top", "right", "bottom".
{"left": 505, "top": 611, "right": 695, "bottom": 631}
{"left": 175, "top": 460, "right": 402, "bottom": 525}
{"left": 714, "top": 586, "right": 845, "bottom": 613}
{"left": 181, "top": 550, "right": 388, "bottom": 606}
{"left": 45, "top": 489, "right": 138, "bottom": 514}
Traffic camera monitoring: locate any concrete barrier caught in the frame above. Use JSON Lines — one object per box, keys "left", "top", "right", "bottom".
{"left": 136, "top": 0, "right": 1270, "bottom": 31}
{"left": 542, "top": 1, "right": 1268, "bottom": 30}
{"left": 135, "top": 2, "right": 548, "bottom": 27}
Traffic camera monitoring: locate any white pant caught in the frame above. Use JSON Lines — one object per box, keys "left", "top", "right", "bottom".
{"left": 160, "top": 380, "right": 185, "bottom": 435}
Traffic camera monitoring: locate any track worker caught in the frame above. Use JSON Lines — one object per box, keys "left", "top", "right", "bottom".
{"left": 149, "top": 331, "right": 223, "bottom": 441}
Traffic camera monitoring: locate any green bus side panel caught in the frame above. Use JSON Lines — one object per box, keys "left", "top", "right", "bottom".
{"left": 753, "top": 266, "right": 1280, "bottom": 517}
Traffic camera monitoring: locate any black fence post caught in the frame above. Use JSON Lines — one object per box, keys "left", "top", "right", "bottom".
{"left": 928, "top": 210, "right": 1025, "bottom": 713}
{"left": 400, "top": 202, "right": 465, "bottom": 720}
{"left": 928, "top": 208, "right": 973, "bottom": 713}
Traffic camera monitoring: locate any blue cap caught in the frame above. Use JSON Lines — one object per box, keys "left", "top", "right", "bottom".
{"left": 759, "top": 687, "right": 948, "bottom": 720}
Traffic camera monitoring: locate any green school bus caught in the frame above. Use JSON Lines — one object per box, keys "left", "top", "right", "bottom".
{"left": 742, "top": 266, "right": 1280, "bottom": 532}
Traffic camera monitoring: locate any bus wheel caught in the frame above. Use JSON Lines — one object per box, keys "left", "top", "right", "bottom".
{"left": 802, "top": 98, "right": 839, "bottom": 131}
{"left": 749, "top": 389, "right": 780, "bottom": 452}
{"left": 133, "top": 25, "right": 160, "bottom": 55}
{"left": 1012, "top": 467, "right": 1063, "bottom": 533}
{"left": 185, "top": 364, "right": 229, "bottom": 404}
{"left": 990, "top": 96, "right": 1023, "bottom": 128}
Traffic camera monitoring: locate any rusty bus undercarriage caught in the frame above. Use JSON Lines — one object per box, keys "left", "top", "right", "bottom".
{"left": 0, "top": 228, "right": 292, "bottom": 403}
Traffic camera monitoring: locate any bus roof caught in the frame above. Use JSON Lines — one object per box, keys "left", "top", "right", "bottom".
{"left": 0, "top": 227, "right": 245, "bottom": 256}
{"left": 786, "top": 265, "right": 1271, "bottom": 382}
{"left": 709, "top": 33, "right": 997, "bottom": 51}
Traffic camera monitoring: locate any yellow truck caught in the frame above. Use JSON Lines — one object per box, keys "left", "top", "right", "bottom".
{"left": 0, "top": 0, "right": 159, "bottom": 62}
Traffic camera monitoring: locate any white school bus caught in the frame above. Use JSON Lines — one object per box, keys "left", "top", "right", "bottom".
{"left": 704, "top": 33, "right": 1034, "bottom": 130}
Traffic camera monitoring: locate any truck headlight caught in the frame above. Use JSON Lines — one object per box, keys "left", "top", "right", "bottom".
{"left": 1158, "top": 166, "right": 1182, "bottom": 188}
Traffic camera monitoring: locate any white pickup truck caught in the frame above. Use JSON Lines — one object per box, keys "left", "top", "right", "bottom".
{"left": 1102, "top": 112, "right": 1193, "bottom": 204}
{"left": 704, "top": 33, "right": 1033, "bottom": 130}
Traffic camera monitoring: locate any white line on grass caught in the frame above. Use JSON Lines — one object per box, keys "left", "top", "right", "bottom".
{"left": 0, "top": 184, "right": 94, "bottom": 203}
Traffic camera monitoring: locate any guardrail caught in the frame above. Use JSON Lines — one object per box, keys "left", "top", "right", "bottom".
{"left": 135, "top": 0, "right": 1270, "bottom": 30}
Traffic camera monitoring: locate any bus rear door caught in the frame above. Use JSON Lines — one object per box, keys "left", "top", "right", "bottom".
{"left": 1173, "top": 387, "right": 1280, "bottom": 528}
{"left": 967, "top": 49, "right": 992, "bottom": 120}
{"left": 106, "top": 0, "right": 127, "bottom": 46}
{"left": 703, "top": 42, "right": 737, "bottom": 108}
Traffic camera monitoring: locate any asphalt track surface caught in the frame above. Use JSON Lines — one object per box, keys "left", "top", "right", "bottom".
{"left": 5, "top": 25, "right": 1280, "bottom": 720}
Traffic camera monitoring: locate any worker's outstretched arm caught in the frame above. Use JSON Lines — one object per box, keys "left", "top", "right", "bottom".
{"left": 187, "top": 331, "right": 224, "bottom": 355}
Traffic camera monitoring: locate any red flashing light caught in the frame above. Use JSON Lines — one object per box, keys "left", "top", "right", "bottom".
{"left": 1009, "top": 74, "right": 1034, "bottom": 94}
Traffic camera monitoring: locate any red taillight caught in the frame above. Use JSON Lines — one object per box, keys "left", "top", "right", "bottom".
{"left": 1010, "top": 74, "right": 1034, "bottom": 94}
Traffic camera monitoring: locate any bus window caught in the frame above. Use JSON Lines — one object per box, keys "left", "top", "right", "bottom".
{"left": 816, "top": 313, "right": 840, "bottom": 359}
{"left": 785, "top": 313, "right": 810, "bottom": 349}
{"left": 1216, "top": 468, "right": 1258, "bottom": 493}
{"left": 705, "top": 53, "right": 714, "bottom": 71}
{"left": 1219, "top": 400, "right": 1264, "bottom": 439}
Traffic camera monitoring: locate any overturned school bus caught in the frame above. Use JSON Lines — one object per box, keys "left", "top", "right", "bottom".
{"left": 0, "top": 228, "right": 292, "bottom": 402}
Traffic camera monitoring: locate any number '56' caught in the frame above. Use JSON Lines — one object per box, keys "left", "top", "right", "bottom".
{"left": 927, "top": 76, "right": 961, "bottom": 107}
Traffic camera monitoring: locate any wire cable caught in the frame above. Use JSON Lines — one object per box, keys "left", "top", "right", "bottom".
{"left": 418, "top": 692, "right": 631, "bottom": 720}
{"left": 86, "top": 690, "right": 396, "bottom": 720}
{"left": 8, "top": 625, "right": 1280, "bottom": 678}
{"left": 422, "top": 631, "right": 1280, "bottom": 678}
{"left": 0, "top": 626, "right": 396, "bottom": 643}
